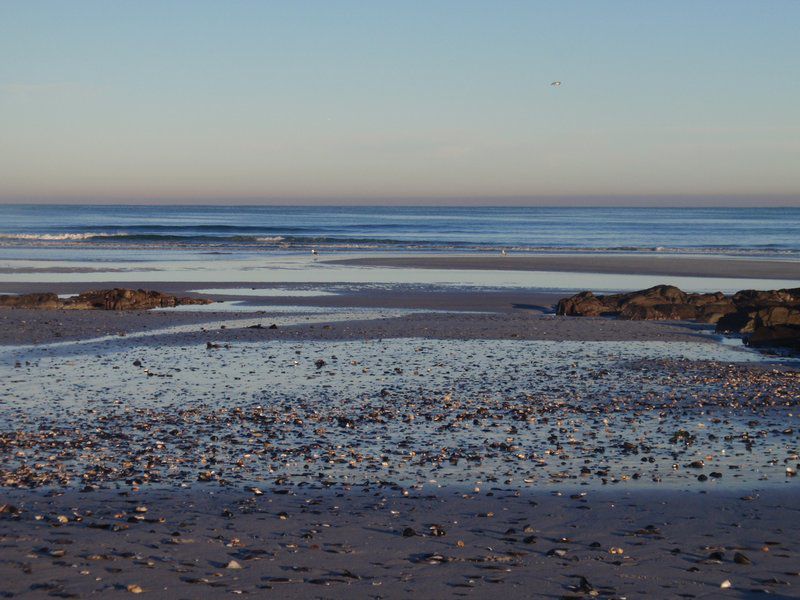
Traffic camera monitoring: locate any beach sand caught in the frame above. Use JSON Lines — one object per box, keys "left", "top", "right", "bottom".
{"left": 327, "top": 254, "right": 800, "bottom": 280}
{"left": 2, "top": 486, "right": 799, "bottom": 599}
{"left": 1, "top": 271, "right": 799, "bottom": 599}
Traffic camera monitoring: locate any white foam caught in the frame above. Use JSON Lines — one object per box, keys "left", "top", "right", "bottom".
{"left": 0, "top": 232, "right": 124, "bottom": 241}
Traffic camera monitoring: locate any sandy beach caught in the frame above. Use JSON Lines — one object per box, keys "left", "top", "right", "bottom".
{"left": 3, "top": 486, "right": 799, "bottom": 598}
{"left": 1, "top": 272, "right": 799, "bottom": 598}
{"left": 0, "top": 287, "right": 718, "bottom": 346}
{"left": 4, "top": 0, "right": 800, "bottom": 595}
{"left": 327, "top": 254, "right": 800, "bottom": 280}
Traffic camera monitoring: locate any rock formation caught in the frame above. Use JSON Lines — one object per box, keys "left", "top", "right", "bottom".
{"left": 0, "top": 288, "right": 213, "bottom": 311}
{"left": 556, "top": 285, "right": 737, "bottom": 324}
{"left": 557, "top": 285, "right": 800, "bottom": 351}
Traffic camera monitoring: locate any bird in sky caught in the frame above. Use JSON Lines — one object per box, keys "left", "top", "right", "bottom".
{"left": 550, "top": 81, "right": 562, "bottom": 87}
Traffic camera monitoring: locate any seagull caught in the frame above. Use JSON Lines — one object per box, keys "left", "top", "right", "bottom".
{"left": 501, "top": 249, "right": 508, "bottom": 256}
{"left": 311, "top": 248, "right": 318, "bottom": 255}
{"left": 550, "top": 81, "right": 562, "bottom": 87}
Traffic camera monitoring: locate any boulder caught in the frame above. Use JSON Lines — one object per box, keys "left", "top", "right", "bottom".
{"left": 555, "top": 291, "right": 611, "bottom": 317}
{"left": 732, "top": 288, "right": 800, "bottom": 308}
{"left": 747, "top": 325, "right": 800, "bottom": 350}
{"left": 716, "top": 304, "right": 800, "bottom": 334}
{"left": 695, "top": 301, "right": 737, "bottom": 324}
{"left": 619, "top": 302, "right": 699, "bottom": 321}
{"left": 715, "top": 310, "right": 755, "bottom": 333}
{"left": 627, "top": 284, "right": 689, "bottom": 305}
{"left": 555, "top": 285, "right": 691, "bottom": 318}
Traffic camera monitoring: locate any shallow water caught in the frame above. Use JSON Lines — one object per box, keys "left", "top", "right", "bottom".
{"left": 2, "top": 326, "right": 798, "bottom": 493}
{"left": 3, "top": 254, "right": 800, "bottom": 293}
{"left": 191, "top": 287, "right": 341, "bottom": 297}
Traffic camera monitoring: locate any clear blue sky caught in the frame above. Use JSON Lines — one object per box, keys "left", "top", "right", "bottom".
{"left": 1, "top": 0, "right": 798, "bottom": 204}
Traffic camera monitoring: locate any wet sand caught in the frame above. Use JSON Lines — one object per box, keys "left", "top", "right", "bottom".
{"left": 327, "top": 254, "right": 800, "bottom": 280}
{"left": 2, "top": 486, "right": 799, "bottom": 599}
{"left": 2, "top": 279, "right": 800, "bottom": 599}
{"left": 0, "top": 307, "right": 717, "bottom": 347}
{"left": 1, "top": 284, "right": 716, "bottom": 346}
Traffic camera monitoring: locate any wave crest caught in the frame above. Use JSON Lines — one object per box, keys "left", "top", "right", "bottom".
{"left": 0, "top": 232, "right": 126, "bottom": 241}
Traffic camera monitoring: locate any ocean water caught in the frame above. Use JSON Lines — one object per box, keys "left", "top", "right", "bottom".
{"left": 1, "top": 204, "right": 799, "bottom": 257}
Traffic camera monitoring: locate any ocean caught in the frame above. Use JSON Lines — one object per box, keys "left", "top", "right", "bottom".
{"left": 1, "top": 205, "right": 799, "bottom": 257}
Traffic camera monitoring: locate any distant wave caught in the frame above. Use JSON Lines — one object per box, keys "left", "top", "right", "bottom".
{"left": 0, "top": 232, "right": 798, "bottom": 257}
{"left": 0, "top": 232, "right": 127, "bottom": 241}
{"left": 77, "top": 223, "right": 418, "bottom": 233}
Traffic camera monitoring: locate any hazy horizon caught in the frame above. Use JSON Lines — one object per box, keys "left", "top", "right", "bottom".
{"left": 2, "top": 1, "right": 799, "bottom": 205}
{"left": 2, "top": 194, "right": 800, "bottom": 208}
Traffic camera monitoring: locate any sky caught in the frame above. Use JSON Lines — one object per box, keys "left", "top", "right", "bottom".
{"left": 1, "top": 0, "right": 799, "bottom": 205}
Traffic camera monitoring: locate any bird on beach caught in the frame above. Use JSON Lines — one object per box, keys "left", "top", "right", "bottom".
{"left": 311, "top": 248, "right": 318, "bottom": 256}
{"left": 501, "top": 249, "right": 508, "bottom": 256}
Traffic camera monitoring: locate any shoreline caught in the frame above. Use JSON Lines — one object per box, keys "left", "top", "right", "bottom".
{"left": 326, "top": 253, "right": 800, "bottom": 280}
{"left": 3, "top": 263, "right": 800, "bottom": 598}
{"left": 0, "top": 279, "right": 732, "bottom": 347}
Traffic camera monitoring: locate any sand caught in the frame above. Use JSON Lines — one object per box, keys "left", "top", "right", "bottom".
{"left": 327, "top": 254, "right": 800, "bottom": 280}
{"left": 2, "top": 486, "right": 799, "bottom": 599}
{"left": 0, "top": 282, "right": 724, "bottom": 347}
{"left": 1, "top": 275, "right": 799, "bottom": 599}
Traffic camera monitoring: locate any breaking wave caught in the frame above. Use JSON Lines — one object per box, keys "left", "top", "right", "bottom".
{"left": 0, "top": 232, "right": 127, "bottom": 241}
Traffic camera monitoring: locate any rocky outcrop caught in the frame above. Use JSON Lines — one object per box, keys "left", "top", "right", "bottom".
{"left": 0, "top": 293, "right": 63, "bottom": 310}
{"left": 716, "top": 289, "right": 800, "bottom": 334}
{"left": 556, "top": 285, "right": 800, "bottom": 351}
{"left": 0, "top": 288, "right": 213, "bottom": 311}
{"left": 555, "top": 285, "right": 736, "bottom": 324}
{"left": 748, "top": 325, "right": 800, "bottom": 350}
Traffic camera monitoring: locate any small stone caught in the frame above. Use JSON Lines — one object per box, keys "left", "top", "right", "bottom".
{"left": 720, "top": 579, "right": 732, "bottom": 589}
{"left": 226, "top": 560, "right": 243, "bottom": 570}
{"left": 127, "top": 584, "right": 144, "bottom": 593}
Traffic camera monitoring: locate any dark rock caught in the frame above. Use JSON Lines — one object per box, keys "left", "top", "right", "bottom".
{"left": 747, "top": 325, "right": 800, "bottom": 350}
{"left": 555, "top": 291, "right": 610, "bottom": 317}
{"left": 556, "top": 285, "right": 800, "bottom": 351}
{"left": 557, "top": 285, "right": 720, "bottom": 321}
{"left": 0, "top": 288, "right": 213, "bottom": 311}
{"left": 0, "top": 293, "right": 62, "bottom": 309}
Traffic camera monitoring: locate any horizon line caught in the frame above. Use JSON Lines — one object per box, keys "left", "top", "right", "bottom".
{"left": 2, "top": 193, "right": 800, "bottom": 208}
